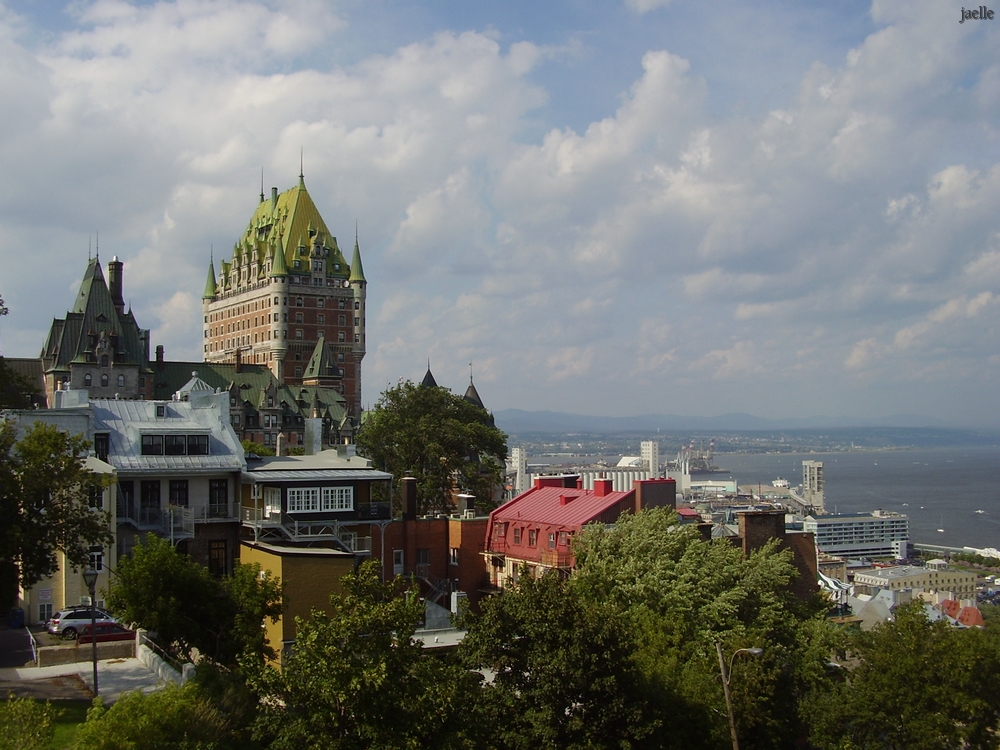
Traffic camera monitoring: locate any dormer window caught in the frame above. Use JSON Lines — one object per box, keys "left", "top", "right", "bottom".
{"left": 141, "top": 435, "right": 163, "bottom": 455}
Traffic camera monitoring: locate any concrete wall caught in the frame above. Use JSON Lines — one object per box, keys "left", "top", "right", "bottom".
{"left": 37, "top": 639, "right": 135, "bottom": 667}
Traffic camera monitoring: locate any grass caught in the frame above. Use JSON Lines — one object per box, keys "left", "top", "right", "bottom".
{"left": 49, "top": 699, "right": 92, "bottom": 749}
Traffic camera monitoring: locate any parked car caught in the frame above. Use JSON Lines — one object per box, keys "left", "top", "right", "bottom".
{"left": 77, "top": 622, "right": 136, "bottom": 644}
{"left": 46, "top": 607, "right": 117, "bottom": 639}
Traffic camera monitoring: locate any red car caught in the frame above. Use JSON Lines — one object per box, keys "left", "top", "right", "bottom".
{"left": 77, "top": 622, "right": 136, "bottom": 644}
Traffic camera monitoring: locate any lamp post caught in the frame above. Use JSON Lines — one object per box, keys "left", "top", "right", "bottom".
{"left": 82, "top": 568, "right": 99, "bottom": 698}
{"left": 715, "top": 642, "right": 762, "bottom": 750}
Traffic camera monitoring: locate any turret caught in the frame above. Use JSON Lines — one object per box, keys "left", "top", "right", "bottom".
{"left": 108, "top": 256, "right": 125, "bottom": 314}
{"left": 350, "top": 233, "right": 366, "bottom": 417}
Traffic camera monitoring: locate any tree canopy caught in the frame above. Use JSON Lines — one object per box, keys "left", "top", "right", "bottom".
{"left": 356, "top": 381, "right": 507, "bottom": 514}
{"left": 0, "top": 420, "right": 112, "bottom": 601}
{"left": 106, "top": 535, "right": 283, "bottom": 666}
{"left": 250, "top": 561, "right": 482, "bottom": 750}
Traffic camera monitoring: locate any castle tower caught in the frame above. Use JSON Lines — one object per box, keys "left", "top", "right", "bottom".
{"left": 202, "top": 174, "right": 366, "bottom": 414}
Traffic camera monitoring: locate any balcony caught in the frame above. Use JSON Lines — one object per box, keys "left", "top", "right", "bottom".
{"left": 540, "top": 550, "right": 574, "bottom": 569}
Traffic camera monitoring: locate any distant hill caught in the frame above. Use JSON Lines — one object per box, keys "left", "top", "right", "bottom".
{"left": 492, "top": 409, "right": 952, "bottom": 434}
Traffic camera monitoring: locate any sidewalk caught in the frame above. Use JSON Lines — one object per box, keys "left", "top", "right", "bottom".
{"left": 0, "top": 657, "right": 167, "bottom": 703}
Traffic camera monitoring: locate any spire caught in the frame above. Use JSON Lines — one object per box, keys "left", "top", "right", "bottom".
{"left": 299, "top": 148, "right": 305, "bottom": 188}
{"left": 203, "top": 250, "right": 218, "bottom": 299}
{"left": 349, "top": 229, "right": 366, "bottom": 283}
{"left": 260, "top": 168, "right": 265, "bottom": 204}
{"left": 464, "top": 374, "right": 486, "bottom": 410}
{"left": 420, "top": 360, "right": 437, "bottom": 388}
{"left": 269, "top": 242, "right": 289, "bottom": 278}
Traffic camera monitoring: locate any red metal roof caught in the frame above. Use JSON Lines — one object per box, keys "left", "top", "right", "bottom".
{"left": 491, "top": 485, "right": 634, "bottom": 528}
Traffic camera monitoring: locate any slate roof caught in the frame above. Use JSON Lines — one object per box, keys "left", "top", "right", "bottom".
{"left": 41, "top": 258, "right": 151, "bottom": 375}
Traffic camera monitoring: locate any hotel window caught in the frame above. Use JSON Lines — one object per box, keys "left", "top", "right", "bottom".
{"left": 337, "top": 353, "right": 344, "bottom": 362}
{"left": 559, "top": 531, "right": 569, "bottom": 546}
{"left": 338, "top": 299, "right": 345, "bottom": 309}
{"left": 338, "top": 332, "right": 345, "bottom": 342}
{"left": 317, "top": 299, "right": 324, "bottom": 308}
{"left": 117, "top": 374, "right": 125, "bottom": 387}
{"left": 295, "top": 312, "right": 303, "bottom": 324}
{"left": 296, "top": 330, "right": 303, "bottom": 340}
{"left": 322, "top": 486, "right": 353, "bottom": 511}
{"left": 100, "top": 374, "right": 109, "bottom": 387}
{"left": 188, "top": 435, "right": 209, "bottom": 455}
{"left": 84, "top": 374, "right": 92, "bottom": 386}
{"left": 547, "top": 533, "right": 556, "bottom": 549}
{"left": 317, "top": 314, "right": 324, "bottom": 324}
{"left": 338, "top": 314, "right": 346, "bottom": 326}
{"left": 209, "top": 479, "right": 228, "bottom": 515}
{"left": 169, "top": 480, "right": 189, "bottom": 506}
{"left": 513, "top": 527, "right": 521, "bottom": 544}
{"left": 100, "top": 354, "right": 109, "bottom": 367}
{"left": 296, "top": 297, "right": 303, "bottom": 307}
{"left": 528, "top": 529, "right": 537, "bottom": 547}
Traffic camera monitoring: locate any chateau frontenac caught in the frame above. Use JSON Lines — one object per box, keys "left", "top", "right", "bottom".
{"left": 202, "top": 173, "right": 366, "bottom": 420}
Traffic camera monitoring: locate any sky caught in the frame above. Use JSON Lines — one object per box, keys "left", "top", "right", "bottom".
{"left": 0, "top": 0, "right": 998, "bottom": 428}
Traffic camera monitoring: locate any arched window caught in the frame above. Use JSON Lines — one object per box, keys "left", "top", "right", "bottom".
{"left": 117, "top": 374, "right": 126, "bottom": 387}
{"left": 83, "top": 374, "right": 92, "bottom": 386}
{"left": 101, "top": 374, "right": 109, "bottom": 387}
{"left": 100, "top": 354, "right": 109, "bottom": 367}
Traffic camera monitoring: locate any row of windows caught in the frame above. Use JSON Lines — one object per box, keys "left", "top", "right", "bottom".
{"left": 119, "top": 478, "right": 228, "bottom": 508}
{"left": 496, "top": 523, "right": 571, "bottom": 549}
{"left": 83, "top": 373, "right": 127, "bottom": 388}
{"left": 287, "top": 486, "right": 354, "bottom": 512}
{"left": 140, "top": 434, "right": 210, "bottom": 456}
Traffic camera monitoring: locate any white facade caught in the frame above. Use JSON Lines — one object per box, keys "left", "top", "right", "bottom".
{"left": 803, "top": 510, "right": 909, "bottom": 558}
{"left": 802, "top": 460, "right": 825, "bottom": 512}
{"left": 640, "top": 440, "right": 660, "bottom": 477}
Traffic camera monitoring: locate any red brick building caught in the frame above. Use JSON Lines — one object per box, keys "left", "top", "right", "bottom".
{"left": 484, "top": 474, "right": 676, "bottom": 589}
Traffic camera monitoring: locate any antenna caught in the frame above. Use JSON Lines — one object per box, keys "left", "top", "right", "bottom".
{"left": 300, "top": 148, "right": 304, "bottom": 179}
{"left": 260, "top": 168, "right": 265, "bottom": 203}
{"left": 469, "top": 361, "right": 473, "bottom": 383}
{"left": 88, "top": 236, "right": 92, "bottom": 261}
{"left": 95, "top": 231, "right": 99, "bottom": 260}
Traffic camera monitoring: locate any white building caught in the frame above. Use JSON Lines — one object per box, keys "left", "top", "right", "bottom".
{"left": 803, "top": 510, "right": 909, "bottom": 559}
{"left": 802, "top": 460, "right": 825, "bottom": 512}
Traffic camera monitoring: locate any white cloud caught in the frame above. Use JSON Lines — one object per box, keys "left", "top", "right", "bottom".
{"left": 1, "top": 0, "right": 998, "bottom": 426}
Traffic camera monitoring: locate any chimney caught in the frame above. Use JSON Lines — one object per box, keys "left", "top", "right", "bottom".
{"left": 634, "top": 478, "right": 676, "bottom": 512}
{"left": 155, "top": 344, "right": 165, "bottom": 372}
{"left": 271, "top": 186, "right": 278, "bottom": 208}
{"left": 559, "top": 494, "right": 571, "bottom": 506}
{"left": 594, "top": 478, "right": 613, "bottom": 497}
{"left": 402, "top": 477, "right": 417, "bottom": 520}
{"left": 303, "top": 418, "right": 322, "bottom": 455}
{"left": 738, "top": 510, "right": 786, "bottom": 557}
{"left": 235, "top": 347, "right": 242, "bottom": 373}
{"left": 108, "top": 256, "right": 125, "bottom": 314}
{"left": 275, "top": 432, "right": 285, "bottom": 456}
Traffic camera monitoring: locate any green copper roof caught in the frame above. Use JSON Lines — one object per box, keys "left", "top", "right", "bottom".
{"left": 349, "top": 237, "right": 366, "bottom": 283}
{"left": 303, "top": 334, "right": 343, "bottom": 382}
{"left": 41, "top": 258, "right": 151, "bottom": 375}
{"left": 203, "top": 257, "right": 218, "bottom": 299}
{"left": 230, "top": 177, "right": 348, "bottom": 280}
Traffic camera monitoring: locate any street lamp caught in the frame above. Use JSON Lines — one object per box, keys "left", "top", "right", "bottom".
{"left": 81, "top": 568, "right": 99, "bottom": 698}
{"left": 715, "top": 642, "right": 762, "bottom": 750}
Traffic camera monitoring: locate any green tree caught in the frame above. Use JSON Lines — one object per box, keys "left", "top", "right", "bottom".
{"left": 356, "top": 381, "right": 507, "bottom": 514}
{"left": 0, "top": 694, "right": 56, "bottom": 750}
{"left": 0, "top": 421, "right": 112, "bottom": 598}
{"left": 240, "top": 439, "right": 275, "bottom": 457}
{"left": 71, "top": 684, "right": 232, "bottom": 750}
{"left": 106, "top": 536, "right": 283, "bottom": 666}
{"left": 460, "top": 570, "right": 658, "bottom": 750}
{"left": 251, "top": 561, "right": 482, "bottom": 750}
{"left": 572, "top": 507, "right": 836, "bottom": 749}
{"left": 809, "top": 602, "right": 1000, "bottom": 750}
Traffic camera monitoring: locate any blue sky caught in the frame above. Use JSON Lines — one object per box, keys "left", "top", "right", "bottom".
{"left": 0, "top": 0, "right": 997, "bottom": 427}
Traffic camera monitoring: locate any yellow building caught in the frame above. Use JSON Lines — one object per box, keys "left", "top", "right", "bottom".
{"left": 853, "top": 563, "right": 977, "bottom": 598}
{"left": 240, "top": 540, "right": 355, "bottom": 664}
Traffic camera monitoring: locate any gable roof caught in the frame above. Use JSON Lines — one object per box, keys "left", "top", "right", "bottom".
{"left": 491, "top": 484, "right": 634, "bottom": 528}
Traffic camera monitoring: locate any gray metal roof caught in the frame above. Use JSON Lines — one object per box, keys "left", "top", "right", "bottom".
{"left": 91, "top": 396, "right": 244, "bottom": 473}
{"left": 244, "top": 469, "right": 392, "bottom": 483}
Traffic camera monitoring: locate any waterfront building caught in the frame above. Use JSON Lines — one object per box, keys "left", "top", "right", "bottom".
{"left": 802, "top": 460, "right": 825, "bottom": 512}
{"left": 853, "top": 563, "right": 976, "bottom": 598}
{"left": 803, "top": 510, "right": 909, "bottom": 558}
{"left": 202, "top": 174, "right": 366, "bottom": 420}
